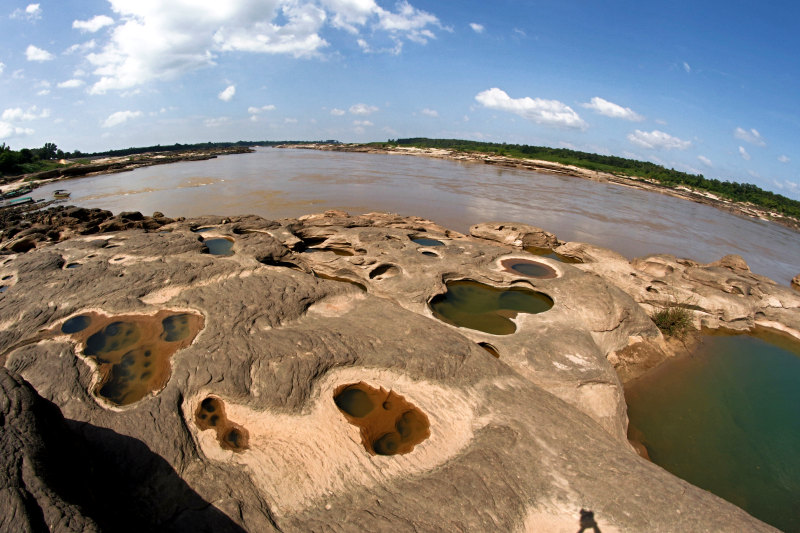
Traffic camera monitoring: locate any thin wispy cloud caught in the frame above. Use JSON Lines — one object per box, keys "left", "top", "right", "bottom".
{"left": 10, "top": 3, "right": 41, "bottom": 21}
{"left": 683, "top": 61, "right": 691, "bottom": 73}
{"left": 778, "top": 155, "right": 790, "bottom": 163}
{"left": 581, "top": 97, "right": 643, "bottom": 121}
{"left": 330, "top": 108, "right": 346, "bottom": 116}
{"left": 627, "top": 130, "right": 691, "bottom": 150}
{"left": 73, "top": 15, "right": 114, "bottom": 33}
{"left": 469, "top": 23, "right": 484, "bottom": 33}
{"left": 738, "top": 145, "right": 751, "bottom": 160}
{"left": 698, "top": 155, "right": 712, "bottom": 167}
{"left": 248, "top": 105, "right": 275, "bottom": 114}
{"left": 734, "top": 127, "right": 766, "bottom": 147}
{"left": 421, "top": 108, "right": 438, "bottom": 117}
{"left": 349, "top": 103, "right": 378, "bottom": 115}
{"left": 102, "top": 110, "right": 141, "bottom": 128}
{"left": 475, "top": 88, "right": 587, "bottom": 129}
{"left": 57, "top": 79, "right": 86, "bottom": 89}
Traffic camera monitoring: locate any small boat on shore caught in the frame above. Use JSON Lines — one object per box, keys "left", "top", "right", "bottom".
{"left": 0, "top": 196, "right": 35, "bottom": 209}
{"left": 53, "top": 189, "right": 71, "bottom": 199}
{"left": 3, "top": 185, "right": 32, "bottom": 199}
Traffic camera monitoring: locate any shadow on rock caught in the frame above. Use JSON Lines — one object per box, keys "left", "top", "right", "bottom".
{"left": 1, "top": 368, "right": 246, "bottom": 533}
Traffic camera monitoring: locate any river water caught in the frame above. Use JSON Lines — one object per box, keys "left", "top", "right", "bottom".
{"left": 28, "top": 147, "right": 800, "bottom": 529}
{"left": 31, "top": 148, "right": 799, "bottom": 285}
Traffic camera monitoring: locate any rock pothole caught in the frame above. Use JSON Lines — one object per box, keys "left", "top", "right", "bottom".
{"left": 195, "top": 396, "right": 250, "bottom": 453}
{"left": 334, "top": 381, "right": 430, "bottom": 455}
{"left": 60, "top": 310, "right": 204, "bottom": 406}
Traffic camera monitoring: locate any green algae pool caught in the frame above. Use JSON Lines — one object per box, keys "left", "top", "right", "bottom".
{"left": 625, "top": 331, "right": 800, "bottom": 532}
{"left": 429, "top": 280, "right": 553, "bottom": 335}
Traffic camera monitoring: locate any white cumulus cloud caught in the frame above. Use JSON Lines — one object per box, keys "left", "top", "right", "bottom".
{"left": 475, "top": 87, "right": 587, "bottom": 129}
{"left": 0, "top": 62, "right": 4, "bottom": 75}
{"left": 697, "top": 155, "right": 713, "bottom": 167}
{"left": 25, "top": 44, "right": 54, "bottom": 61}
{"left": 469, "top": 22, "right": 484, "bottom": 33}
{"left": 349, "top": 103, "right": 378, "bottom": 115}
{"left": 73, "top": 15, "right": 115, "bottom": 33}
{"left": 421, "top": 108, "right": 438, "bottom": 117}
{"left": 57, "top": 79, "right": 86, "bottom": 88}
{"left": 581, "top": 97, "right": 643, "bottom": 121}
{"left": 330, "top": 108, "right": 346, "bottom": 116}
{"left": 734, "top": 127, "right": 766, "bottom": 147}
{"left": 102, "top": 110, "right": 141, "bottom": 128}
{"left": 0, "top": 122, "right": 34, "bottom": 139}
{"left": 353, "top": 120, "right": 373, "bottom": 126}
{"left": 247, "top": 104, "right": 275, "bottom": 114}
{"left": 738, "top": 146, "right": 751, "bottom": 160}
{"left": 627, "top": 130, "right": 691, "bottom": 150}
{"left": 778, "top": 155, "right": 790, "bottom": 163}
{"left": 218, "top": 85, "right": 236, "bottom": 101}
{"left": 2, "top": 106, "right": 50, "bottom": 121}
{"left": 86, "top": 0, "right": 444, "bottom": 94}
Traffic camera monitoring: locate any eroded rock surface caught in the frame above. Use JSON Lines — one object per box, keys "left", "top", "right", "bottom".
{"left": 1, "top": 209, "right": 791, "bottom": 532}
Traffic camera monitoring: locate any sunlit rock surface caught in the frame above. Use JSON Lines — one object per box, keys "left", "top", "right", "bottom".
{"left": 1, "top": 209, "right": 794, "bottom": 532}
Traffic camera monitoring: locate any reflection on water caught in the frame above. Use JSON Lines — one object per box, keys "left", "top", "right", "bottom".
{"left": 625, "top": 331, "right": 800, "bottom": 532}
{"left": 29, "top": 148, "right": 800, "bottom": 283}
{"left": 429, "top": 280, "right": 553, "bottom": 335}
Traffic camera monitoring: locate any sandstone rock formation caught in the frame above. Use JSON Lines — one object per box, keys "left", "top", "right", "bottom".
{"left": 1, "top": 209, "right": 792, "bottom": 532}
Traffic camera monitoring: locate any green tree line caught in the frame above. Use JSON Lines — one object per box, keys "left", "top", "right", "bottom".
{"left": 376, "top": 138, "right": 800, "bottom": 219}
{"left": 0, "top": 142, "right": 76, "bottom": 176}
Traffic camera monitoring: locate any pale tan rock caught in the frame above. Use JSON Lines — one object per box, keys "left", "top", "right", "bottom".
{"left": 0, "top": 210, "right": 787, "bottom": 532}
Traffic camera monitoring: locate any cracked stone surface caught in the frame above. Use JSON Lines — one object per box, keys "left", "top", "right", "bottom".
{"left": 2, "top": 209, "right": 795, "bottom": 532}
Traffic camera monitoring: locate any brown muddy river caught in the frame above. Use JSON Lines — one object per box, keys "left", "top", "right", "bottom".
{"left": 32, "top": 148, "right": 799, "bottom": 284}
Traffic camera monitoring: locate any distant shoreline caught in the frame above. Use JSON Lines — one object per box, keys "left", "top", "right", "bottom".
{"left": 278, "top": 142, "right": 800, "bottom": 233}
{"left": 0, "top": 146, "right": 252, "bottom": 195}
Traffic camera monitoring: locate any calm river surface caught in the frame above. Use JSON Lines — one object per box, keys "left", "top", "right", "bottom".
{"left": 31, "top": 148, "right": 799, "bottom": 284}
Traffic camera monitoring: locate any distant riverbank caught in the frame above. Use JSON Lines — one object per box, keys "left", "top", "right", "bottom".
{"left": 0, "top": 146, "right": 252, "bottom": 196}
{"left": 280, "top": 143, "right": 800, "bottom": 233}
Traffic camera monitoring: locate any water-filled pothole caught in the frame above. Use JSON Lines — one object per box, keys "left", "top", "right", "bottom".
{"left": 334, "top": 382, "right": 430, "bottom": 456}
{"left": 192, "top": 226, "right": 215, "bottom": 233}
{"left": 65, "top": 262, "right": 81, "bottom": 269}
{"left": 60, "top": 310, "right": 204, "bottom": 406}
{"left": 429, "top": 280, "right": 553, "bottom": 335}
{"left": 421, "top": 251, "right": 439, "bottom": 258}
{"left": 411, "top": 237, "right": 445, "bottom": 247}
{"left": 524, "top": 245, "right": 583, "bottom": 264}
{"left": 195, "top": 396, "right": 249, "bottom": 452}
{"left": 203, "top": 237, "right": 234, "bottom": 256}
{"left": 500, "top": 258, "right": 558, "bottom": 279}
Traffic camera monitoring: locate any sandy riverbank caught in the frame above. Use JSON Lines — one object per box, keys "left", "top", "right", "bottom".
{"left": 279, "top": 143, "right": 800, "bottom": 233}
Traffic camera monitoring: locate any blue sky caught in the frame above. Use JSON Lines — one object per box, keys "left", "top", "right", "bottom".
{"left": 0, "top": 0, "right": 798, "bottom": 199}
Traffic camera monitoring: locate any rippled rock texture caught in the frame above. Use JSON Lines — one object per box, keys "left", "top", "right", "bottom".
{"left": 0, "top": 209, "right": 793, "bottom": 532}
